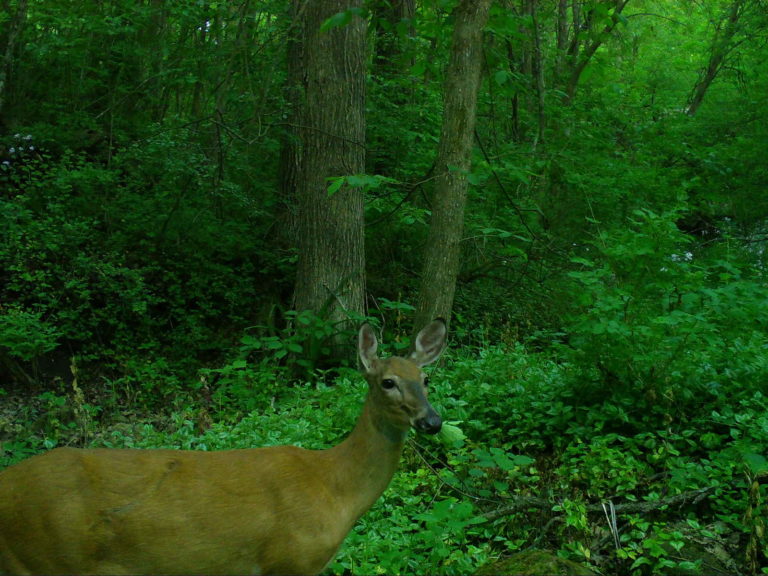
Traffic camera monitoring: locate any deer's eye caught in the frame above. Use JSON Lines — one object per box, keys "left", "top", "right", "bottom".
{"left": 381, "top": 378, "right": 396, "bottom": 390}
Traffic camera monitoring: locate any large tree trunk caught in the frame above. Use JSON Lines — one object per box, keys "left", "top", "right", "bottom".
{"left": 293, "top": 0, "right": 367, "bottom": 352}
{"left": 413, "top": 0, "right": 491, "bottom": 330}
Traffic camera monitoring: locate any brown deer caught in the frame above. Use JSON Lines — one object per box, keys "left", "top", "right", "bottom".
{"left": 0, "top": 320, "right": 447, "bottom": 575}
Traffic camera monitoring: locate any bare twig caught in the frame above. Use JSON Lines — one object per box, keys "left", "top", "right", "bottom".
{"left": 481, "top": 485, "right": 717, "bottom": 522}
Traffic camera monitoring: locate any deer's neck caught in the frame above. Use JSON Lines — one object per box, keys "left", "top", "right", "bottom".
{"left": 325, "top": 394, "right": 406, "bottom": 522}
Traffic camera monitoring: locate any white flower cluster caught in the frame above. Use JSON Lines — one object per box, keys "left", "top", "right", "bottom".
{"left": 8, "top": 133, "right": 35, "bottom": 154}
{"left": 2, "top": 133, "right": 36, "bottom": 168}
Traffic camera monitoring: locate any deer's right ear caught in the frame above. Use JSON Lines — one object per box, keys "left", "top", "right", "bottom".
{"left": 358, "top": 324, "right": 379, "bottom": 372}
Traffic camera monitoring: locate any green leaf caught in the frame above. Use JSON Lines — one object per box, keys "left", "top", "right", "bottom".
{"left": 326, "top": 176, "right": 345, "bottom": 197}
{"left": 285, "top": 342, "right": 303, "bottom": 354}
{"left": 494, "top": 70, "right": 511, "bottom": 86}
{"left": 320, "top": 11, "right": 351, "bottom": 33}
{"left": 320, "top": 8, "right": 367, "bottom": 33}
{"left": 346, "top": 174, "right": 371, "bottom": 188}
{"left": 744, "top": 452, "right": 768, "bottom": 475}
{"left": 438, "top": 422, "right": 466, "bottom": 446}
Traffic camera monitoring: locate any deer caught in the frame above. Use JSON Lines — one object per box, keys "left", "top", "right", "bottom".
{"left": 0, "top": 319, "right": 447, "bottom": 575}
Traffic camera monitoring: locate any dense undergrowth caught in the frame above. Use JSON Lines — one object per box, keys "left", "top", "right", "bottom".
{"left": 2, "top": 151, "right": 767, "bottom": 571}
{"left": 2, "top": 340, "right": 766, "bottom": 575}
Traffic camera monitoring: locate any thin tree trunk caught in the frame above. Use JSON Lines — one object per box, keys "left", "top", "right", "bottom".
{"left": 191, "top": 24, "right": 207, "bottom": 118}
{"left": 142, "top": 0, "right": 168, "bottom": 123}
{"left": 555, "top": 0, "right": 569, "bottom": 77}
{"left": 563, "top": 0, "right": 630, "bottom": 104}
{"left": 529, "top": 0, "right": 546, "bottom": 147}
{"left": 686, "top": 0, "right": 746, "bottom": 116}
{"left": 413, "top": 0, "right": 491, "bottom": 330}
{"left": 293, "top": 0, "right": 367, "bottom": 353}
{"left": 0, "top": 0, "right": 28, "bottom": 121}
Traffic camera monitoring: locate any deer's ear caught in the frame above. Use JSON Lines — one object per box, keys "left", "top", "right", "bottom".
{"left": 410, "top": 319, "right": 447, "bottom": 367}
{"left": 358, "top": 323, "right": 379, "bottom": 372}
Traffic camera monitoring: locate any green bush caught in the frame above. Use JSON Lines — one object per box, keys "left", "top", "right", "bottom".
{"left": 0, "top": 129, "right": 269, "bottom": 394}
{"left": 562, "top": 208, "right": 768, "bottom": 421}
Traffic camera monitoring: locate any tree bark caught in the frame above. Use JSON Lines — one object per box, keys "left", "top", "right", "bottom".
{"left": 413, "top": 0, "right": 491, "bottom": 330}
{"left": 293, "top": 0, "right": 367, "bottom": 350}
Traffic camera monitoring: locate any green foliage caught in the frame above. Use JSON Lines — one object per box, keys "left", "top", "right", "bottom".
{"left": 0, "top": 306, "right": 60, "bottom": 361}
{"left": 562, "top": 207, "right": 768, "bottom": 423}
{"left": 320, "top": 7, "right": 368, "bottom": 33}
{"left": 331, "top": 478, "right": 490, "bottom": 575}
{"left": 199, "top": 310, "right": 344, "bottom": 414}
{"left": 2, "top": 341, "right": 767, "bottom": 574}
{"left": 2, "top": 1, "right": 768, "bottom": 574}
{"left": 0, "top": 127, "right": 267, "bottom": 395}
{"left": 618, "top": 518, "right": 698, "bottom": 574}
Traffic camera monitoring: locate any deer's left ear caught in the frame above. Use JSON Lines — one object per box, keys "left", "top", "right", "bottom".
{"left": 409, "top": 319, "right": 447, "bottom": 367}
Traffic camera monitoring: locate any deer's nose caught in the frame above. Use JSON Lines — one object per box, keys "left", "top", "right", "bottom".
{"left": 414, "top": 409, "right": 442, "bottom": 434}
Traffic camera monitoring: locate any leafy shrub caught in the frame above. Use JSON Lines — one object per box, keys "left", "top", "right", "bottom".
{"left": 0, "top": 306, "right": 60, "bottom": 362}
{"left": 563, "top": 208, "right": 768, "bottom": 421}
{"left": 0, "top": 129, "right": 268, "bottom": 394}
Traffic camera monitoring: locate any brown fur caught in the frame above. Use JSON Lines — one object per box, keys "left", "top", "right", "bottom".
{"left": 0, "top": 320, "right": 447, "bottom": 575}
